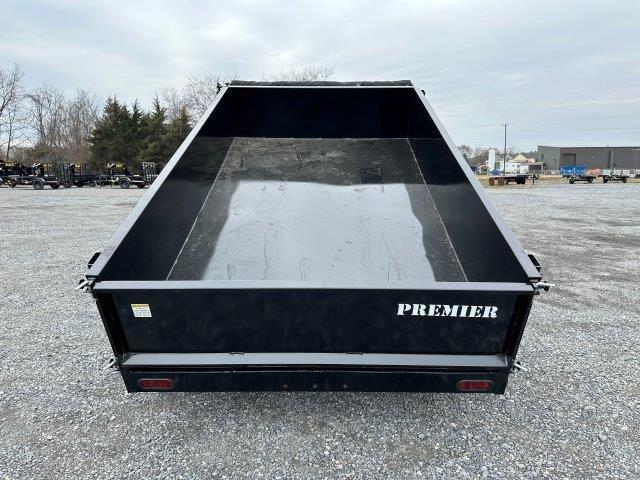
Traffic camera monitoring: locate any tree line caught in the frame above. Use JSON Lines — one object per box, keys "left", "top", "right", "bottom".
{"left": 0, "top": 64, "right": 334, "bottom": 171}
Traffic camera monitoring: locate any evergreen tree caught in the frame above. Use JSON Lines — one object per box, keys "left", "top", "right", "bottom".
{"left": 89, "top": 94, "right": 193, "bottom": 171}
{"left": 164, "top": 106, "right": 191, "bottom": 157}
{"left": 88, "top": 96, "right": 120, "bottom": 167}
{"left": 127, "top": 100, "right": 146, "bottom": 163}
{"left": 137, "top": 96, "right": 167, "bottom": 165}
{"left": 89, "top": 96, "right": 138, "bottom": 169}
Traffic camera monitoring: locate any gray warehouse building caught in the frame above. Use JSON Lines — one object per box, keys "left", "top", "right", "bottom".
{"left": 537, "top": 146, "right": 640, "bottom": 171}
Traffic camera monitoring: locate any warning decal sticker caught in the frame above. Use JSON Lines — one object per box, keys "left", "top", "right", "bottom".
{"left": 131, "top": 304, "right": 152, "bottom": 318}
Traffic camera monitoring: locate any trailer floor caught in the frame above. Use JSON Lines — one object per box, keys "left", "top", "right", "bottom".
{"left": 0, "top": 184, "right": 639, "bottom": 479}
{"left": 169, "top": 138, "right": 465, "bottom": 282}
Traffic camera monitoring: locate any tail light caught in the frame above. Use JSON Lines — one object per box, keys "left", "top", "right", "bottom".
{"left": 138, "top": 378, "right": 174, "bottom": 390}
{"left": 456, "top": 380, "right": 493, "bottom": 392}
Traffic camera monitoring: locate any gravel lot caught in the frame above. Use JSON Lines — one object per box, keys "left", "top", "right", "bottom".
{"left": 0, "top": 182, "right": 638, "bottom": 479}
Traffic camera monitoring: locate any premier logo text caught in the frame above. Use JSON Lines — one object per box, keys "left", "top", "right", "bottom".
{"left": 397, "top": 304, "right": 498, "bottom": 318}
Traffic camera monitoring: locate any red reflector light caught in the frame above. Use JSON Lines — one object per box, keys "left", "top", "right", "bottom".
{"left": 138, "top": 378, "right": 174, "bottom": 390}
{"left": 457, "top": 380, "right": 493, "bottom": 392}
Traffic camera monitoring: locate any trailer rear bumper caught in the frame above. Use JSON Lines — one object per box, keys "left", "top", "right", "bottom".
{"left": 120, "top": 353, "right": 510, "bottom": 393}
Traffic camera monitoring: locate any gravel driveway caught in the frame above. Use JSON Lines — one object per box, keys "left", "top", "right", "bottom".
{"left": 0, "top": 183, "right": 638, "bottom": 479}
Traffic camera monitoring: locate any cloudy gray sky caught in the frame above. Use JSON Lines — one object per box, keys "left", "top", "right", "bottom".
{"left": 2, "top": 0, "right": 639, "bottom": 149}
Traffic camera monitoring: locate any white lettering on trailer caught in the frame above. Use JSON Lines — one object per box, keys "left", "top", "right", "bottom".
{"left": 396, "top": 303, "right": 498, "bottom": 318}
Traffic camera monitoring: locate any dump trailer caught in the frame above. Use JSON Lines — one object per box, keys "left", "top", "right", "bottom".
{"left": 80, "top": 81, "right": 550, "bottom": 394}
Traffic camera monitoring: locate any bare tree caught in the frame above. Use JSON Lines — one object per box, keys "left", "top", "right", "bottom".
{"left": 268, "top": 66, "right": 335, "bottom": 82}
{"left": 26, "top": 83, "right": 67, "bottom": 160}
{"left": 170, "top": 67, "right": 333, "bottom": 122}
{"left": 63, "top": 89, "right": 100, "bottom": 163}
{"left": 182, "top": 73, "right": 237, "bottom": 120}
{"left": 160, "top": 86, "right": 188, "bottom": 122}
{"left": 0, "top": 63, "right": 24, "bottom": 119}
{"left": 2, "top": 98, "right": 30, "bottom": 160}
{"left": 0, "top": 63, "right": 27, "bottom": 160}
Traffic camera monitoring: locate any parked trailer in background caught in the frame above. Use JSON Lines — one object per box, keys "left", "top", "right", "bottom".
{"left": 95, "top": 162, "right": 162, "bottom": 188}
{"left": 1, "top": 161, "right": 164, "bottom": 190}
{"left": 141, "top": 162, "right": 163, "bottom": 185}
{"left": 560, "top": 165, "right": 596, "bottom": 184}
{"left": 80, "top": 81, "right": 550, "bottom": 394}
{"left": 95, "top": 164, "right": 142, "bottom": 189}
{"left": 489, "top": 163, "right": 537, "bottom": 185}
{"left": 54, "top": 163, "right": 98, "bottom": 188}
{"left": 504, "top": 173, "right": 537, "bottom": 185}
{"left": 600, "top": 169, "right": 630, "bottom": 183}
{"left": 0, "top": 163, "right": 61, "bottom": 189}
{"left": 0, "top": 161, "right": 10, "bottom": 187}
{"left": 488, "top": 173, "right": 537, "bottom": 185}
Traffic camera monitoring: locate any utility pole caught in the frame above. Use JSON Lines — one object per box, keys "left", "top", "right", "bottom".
{"left": 635, "top": 148, "right": 639, "bottom": 177}
{"left": 502, "top": 123, "right": 508, "bottom": 177}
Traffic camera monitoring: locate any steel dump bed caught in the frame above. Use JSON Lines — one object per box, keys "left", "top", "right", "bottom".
{"left": 85, "top": 81, "right": 545, "bottom": 393}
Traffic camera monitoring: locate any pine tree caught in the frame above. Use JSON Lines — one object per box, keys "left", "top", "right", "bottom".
{"left": 90, "top": 94, "right": 193, "bottom": 172}
{"left": 89, "top": 96, "right": 126, "bottom": 168}
{"left": 128, "top": 100, "right": 146, "bottom": 164}
{"left": 164, "top": 106, "right": 191, "bottom": 157}
{"left": 113, "top": 102, "right": 132, "bottom": 164}
{"left": 137, "top": 96, "right": 167, "bottom": 165}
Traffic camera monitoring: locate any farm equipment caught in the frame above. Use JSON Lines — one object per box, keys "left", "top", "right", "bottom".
{"left": 80, "top": 81, "right": 549, "bottom": 394}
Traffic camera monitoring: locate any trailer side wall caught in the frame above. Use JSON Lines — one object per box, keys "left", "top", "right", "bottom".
{"left": 98, "top": 86, "right": 529, "bottom": 284}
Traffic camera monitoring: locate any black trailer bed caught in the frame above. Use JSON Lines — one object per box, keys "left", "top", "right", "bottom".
{"left": 168, "top": 137, "right": 465, "bottom": 282}
{"left": 84, "top": 81, "right": 546, "bottom": 394}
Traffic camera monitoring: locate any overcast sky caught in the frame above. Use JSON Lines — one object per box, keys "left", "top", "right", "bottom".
{"left": 2, "top": 0, "right": 639, "bottom": 149}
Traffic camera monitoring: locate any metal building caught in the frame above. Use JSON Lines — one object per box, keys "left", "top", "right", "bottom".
{"left": 537, "top": 146, "right": 640, "bottom": 171}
